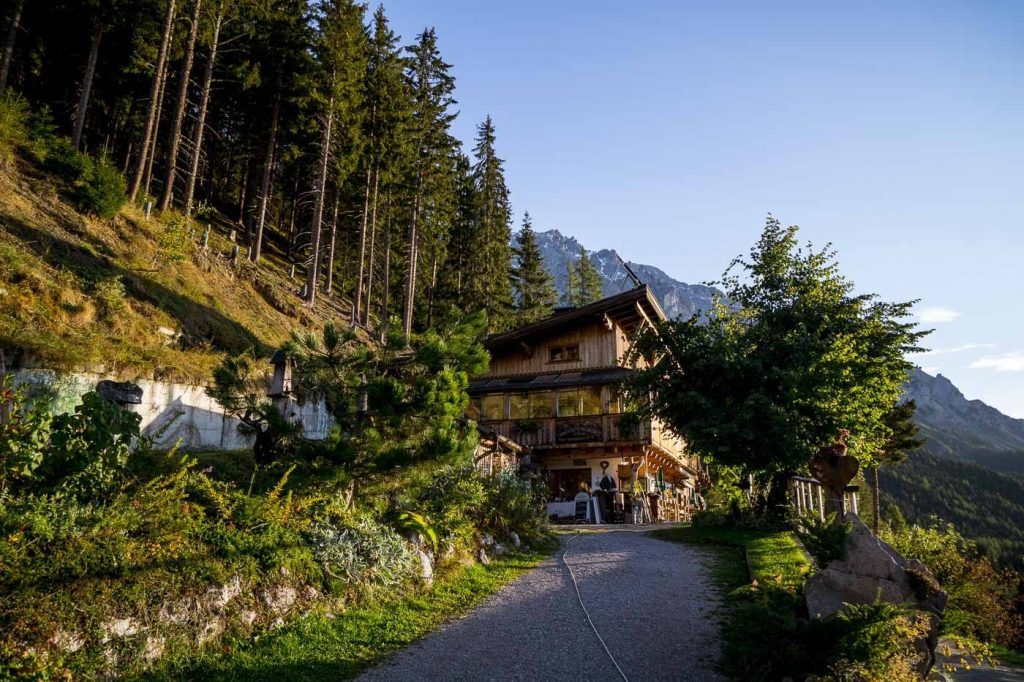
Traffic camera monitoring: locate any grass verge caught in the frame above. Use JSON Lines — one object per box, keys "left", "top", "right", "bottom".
{"left": 649, "top": 524, "right": 810, "bottom": 588}
{"left": 144, "top": 544, "right": 556, "bottom": 681}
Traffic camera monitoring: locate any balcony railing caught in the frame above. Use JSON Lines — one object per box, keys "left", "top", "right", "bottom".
{"left": 476, "top": 413, "right": 689, "bottom": 466}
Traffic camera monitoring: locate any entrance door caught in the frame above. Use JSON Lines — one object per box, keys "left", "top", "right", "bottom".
{"left": 549, "top": 468, "right": 591, "bottom": 502}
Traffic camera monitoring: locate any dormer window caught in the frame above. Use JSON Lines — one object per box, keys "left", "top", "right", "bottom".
{"left": 549, "top": 344, "right": 580, "bottom": 362}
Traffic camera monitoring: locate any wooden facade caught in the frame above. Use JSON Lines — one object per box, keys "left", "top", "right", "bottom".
{"left": 469, "top": 286, "right": 699, "bottom": 522}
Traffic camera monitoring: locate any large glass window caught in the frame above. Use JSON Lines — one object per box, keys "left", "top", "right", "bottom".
{"left": 607, "top": 388, "right": 623, "bottom": 414}
{"left": 557, "top": 389, "right": 579, "bottom": 417}
{"left": 580, "top": 386, "right": 602, "bottom": 415}
{"left": 548, "top": 468, "right": 591, "bottom": 502}
{"left": 530, "top": 391, "right": 553, "bottom": 418}
{"left": 509, "top": 393, "right": 530, "bottom": 419}
{"left": 481, "top": 394, "right": 505, "bottom": 420}
{"left": 549, "top": 344, "right": 580, "bottom": 362}
{"left": 465, "top": 397, "right": 481, "bottom": 420}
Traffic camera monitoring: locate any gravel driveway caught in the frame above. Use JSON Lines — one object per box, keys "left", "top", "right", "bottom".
{"left": 358, "top": 529, "right": 724, "bottom": 682}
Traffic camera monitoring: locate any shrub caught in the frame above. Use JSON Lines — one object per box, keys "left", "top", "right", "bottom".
{"left": 415, "top": 464, "right": 487, "bottom": 550}
{"left": 882, "top": 519, "right": 1024, "bottom": 648}
{"left": 0, "top": 375, "right": 53, "bottom": 493}
{"left": 480, "top": 470, "right": 549, "bottom": 544}
{"left": 72, "top": 156, "right": 127, "bottom": 219}
{"left": 309, "top": 515, "right": 417, "bottom": 588}
{"left": 42, "top": 136, "right": 90, "bottom": 182}
{"left": 0, "top": 93, "right": 30, "bottom": 169}
{"left": 92, "top": 276, "right": 129, "bottom": 322}
{"left": 793, "top": 513, "right": 851, "bottom": 568}
{"left": 827, "top": 602, "right": 932, "bottom": 682}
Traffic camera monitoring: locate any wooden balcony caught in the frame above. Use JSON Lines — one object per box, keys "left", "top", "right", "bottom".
{"left": 477, "top": 413, "right": 690, "bottom": 468}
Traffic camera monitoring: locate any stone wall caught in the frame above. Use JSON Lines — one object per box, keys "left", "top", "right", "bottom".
{"left": 15, "top": 369, "right": 332, "bottom": 451}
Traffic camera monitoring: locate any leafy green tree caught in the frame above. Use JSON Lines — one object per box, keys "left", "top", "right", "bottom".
{"left": 627, "top": 215, "right": 927, "bottom": 502}
{"left": 512, "top": 212, "right": 556, "bottom": 324}
{"left": 870, "top": 400, "right": 925, "bottom": 532}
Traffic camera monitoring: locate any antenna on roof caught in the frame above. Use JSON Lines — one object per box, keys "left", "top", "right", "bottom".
{"left": 615, "top": 251, "right": 643, "bottom": 289}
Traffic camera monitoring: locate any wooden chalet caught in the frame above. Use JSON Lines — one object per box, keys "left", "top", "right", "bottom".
{"left": 467, "top": 286, "right": 700, "bottom": 522}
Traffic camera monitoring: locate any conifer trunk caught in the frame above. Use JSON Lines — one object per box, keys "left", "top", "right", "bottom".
{"left": 129, "top": 0, "right": 176, "bottom": 203}
{"left": 305, "top": 98, "right": 334, "bottom": 305}
{"left": 71, "top": 24, "right": 102, "bottom": 151}
{"left": 354, "top": 166, "right": 371, "bottom": 321}
{"left": 0, "top": 0, "right": 24, "bottom": 94}
{"left": 158, "top": 0, "right": 202, "bottom": 212}
{"left": 183, "top": 8, "right": 222, "bottom": 216}
{"left": 871, "top": 466, "right": 881, "bottom": 534}
{"left": 380, "top": 193, "right": 392, "bottom": 335}
{"left": 250, "top": 90, "right": 280, "bottom": 263}
{"left": 142, "top": 63, "right": 168, "bottom": 199}
{"left": 324, "top": 192, "right": 340, "bottom": 294}
{"left": 363, "top": 165, "right": 380, "bottom": 326}
{"left": 402, "top": 173, "right": 423, "bottom": 337}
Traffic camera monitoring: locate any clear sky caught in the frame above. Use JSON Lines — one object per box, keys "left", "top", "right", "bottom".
{"left": 381, "top": 0, "right": 1024, "bottom": 417}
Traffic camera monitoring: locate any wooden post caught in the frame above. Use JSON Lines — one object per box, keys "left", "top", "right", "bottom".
{"left": 817, "top": 484, "right": 825, "bottom": 522}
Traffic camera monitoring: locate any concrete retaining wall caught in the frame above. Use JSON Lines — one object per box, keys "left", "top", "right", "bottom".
{"left": 14, "top": 370, "right": 332, "bottom": 451}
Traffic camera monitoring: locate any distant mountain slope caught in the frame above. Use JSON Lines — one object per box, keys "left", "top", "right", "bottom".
{"left": 530, "top": 229, "right": 721, "bottom": 320}
{"left": 903, "top": 369, "right": 1024, "bottom": 474}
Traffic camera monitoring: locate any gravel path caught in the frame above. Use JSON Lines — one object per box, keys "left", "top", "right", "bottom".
{"left": 358, "top": 529, "right": 724, "bottom": 682}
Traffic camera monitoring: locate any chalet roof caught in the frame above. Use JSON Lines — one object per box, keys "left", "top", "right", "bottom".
{"left": 468, "top": 367, "right": 633, "bottom": 395}
{"left": 484, "top": 285, "right": 667, "bottom": 353}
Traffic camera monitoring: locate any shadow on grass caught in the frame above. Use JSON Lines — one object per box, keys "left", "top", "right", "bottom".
{"left": 1, "top": 213, "right": 267, "bottom": 356}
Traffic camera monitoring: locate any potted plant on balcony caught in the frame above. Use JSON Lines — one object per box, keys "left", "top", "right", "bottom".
{"left": 617, "top": 412, "right": 641, "bottom": 439}
{"left": 513, "top": 419, "right": 541, "bottom": 436}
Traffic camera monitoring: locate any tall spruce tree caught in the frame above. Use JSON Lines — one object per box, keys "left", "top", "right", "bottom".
{"left": 576, "top": 247, "right": 604, "bottom": 304}
{"left": 401, "top": 28, "right": 457, "bottom": 336}
{"left": 467, "top": 115, "right": 514, "bottom": 331}
{"left": 512, "top": 212, "right": 556, "bottom": 324}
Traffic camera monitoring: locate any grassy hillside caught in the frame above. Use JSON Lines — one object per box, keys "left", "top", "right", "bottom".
{"left": 0, "top": 159, "right": 350, "bottom": 383}
{"left": 880, "top": 452, "right": 1024, "bottom": 570}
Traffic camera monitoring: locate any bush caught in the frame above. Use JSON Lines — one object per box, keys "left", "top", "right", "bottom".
{"left": 73, "top": 156, "right": 127, "bottom": 219}
{"left": 793, "top": 513, "right": 851, "bottom": 568}
{"left": 415, "top": 464, "right": 487, "bottom": 550}
{"left": 309, "top": 515, "right": 417, "bottom": 588}
{"left": 827, "top": 602, "right": 932, "bottom": 682}
{"left": 480, "top": 470, "right": 549, "bottom": 544}
{"left": 0, "top": 93, "right": 30, "bottom": 169}
{"left": 882, "top": 519, "right": 1024, "bottom": 649}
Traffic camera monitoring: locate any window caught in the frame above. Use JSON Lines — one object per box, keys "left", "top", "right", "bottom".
{"left": 509, "top": 393, "right": 530, "bottom": 420}
{"left": 481, "top": 394, "right": 505, "bottom": 420}
{"left": 465, "top": 397, "right": 482, "bottom": 420}
{"left": 557, "top": 389, "right": 579, "bottom": 417}
{"left": 548, "top": 468, "right": 592, "bottom": 502}
{"left": 529, "top": 391, "right": 553, "bottom": 418}
{"left": 579, "top": 386, "right": 602, "bottom": 415}
{"left": 549, "top": 344, "right": 580, "bottom": 362}
{"left": 607, "top": 388, "right": 623, "bottom": 414}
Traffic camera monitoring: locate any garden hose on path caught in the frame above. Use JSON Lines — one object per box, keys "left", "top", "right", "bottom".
{"left": 563, "top": 531, "right": 629, "bottom": 682}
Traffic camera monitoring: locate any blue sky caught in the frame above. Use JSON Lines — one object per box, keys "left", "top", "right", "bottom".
{"left": 381, "top": 0, "right": 1024, "bottom": 417}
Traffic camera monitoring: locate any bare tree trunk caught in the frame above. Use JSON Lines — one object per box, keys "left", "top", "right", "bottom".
{"left": 71, "top": 23, "right": 102, "bottom": 151}
{"left": 871, "top": 467, "right": 881, "bottom": 534}
{"left": 427, "top": 251, "right": 438, "bottom": 329}
{"left": 183, "top": 8, "right": 222, "bottom": 215}
{"left": 250, "top": 91, "right": 280, "bottom": 263}
{"left": 158, "top": 0, "right": 202, "bottom": 212}
{"left": 380, "top": 195, "right": 391, "bottom": 337}
{"left": 354, "top": 166, "right": 371, "bottom": 322}
{"left": 0, "top": 0, "right": 24, "bottom": 94}
{"left": 305, "top": 98, "right": 334, "bottom": 305}
{"left": 285, "top": 173, "right": 299, "bottom": 259}
{"left": 362, "top": 165, "right": 380, "bottom": 326}
{"left": 142, "top": 62, "right": 168, "bottom": 199}
{"left": 324, "top": 192, "right": 340, "bottom": 294}
{"left": 402, "top": 173, "right": 423, "bottom": 337}
{"left": 129, "top": 0, "right": 176, "bottom": 203}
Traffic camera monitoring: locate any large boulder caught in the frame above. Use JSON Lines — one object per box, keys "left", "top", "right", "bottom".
{"left": 805, "top": 514, "right": 947, "bottom": 676}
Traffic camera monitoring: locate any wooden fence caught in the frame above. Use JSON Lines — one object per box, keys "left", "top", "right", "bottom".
{"left": 789, "top": 476, "right": 859, "bottom": 521}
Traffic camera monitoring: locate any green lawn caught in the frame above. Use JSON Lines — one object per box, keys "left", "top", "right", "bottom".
{"left": 649, "top": 524, "right": 810, "bottom": 589}
{"left": 144, "top": 545, "right": 554, "bottom": 681}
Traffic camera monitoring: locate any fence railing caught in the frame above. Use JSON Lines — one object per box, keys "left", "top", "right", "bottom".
{"left": 789, "top": 476, "right": 859, "bottom": 521}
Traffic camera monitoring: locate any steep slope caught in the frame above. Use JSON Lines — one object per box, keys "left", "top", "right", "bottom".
{"left": 903, "top": 368, "right": 1024, "bottom": 473}
{"left": 0, "top": 162, "right": 349, "bottom": 382}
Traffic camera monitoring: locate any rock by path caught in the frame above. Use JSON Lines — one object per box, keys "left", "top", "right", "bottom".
{"left": 358, "top": 529, "right": 724, "bottom": 682}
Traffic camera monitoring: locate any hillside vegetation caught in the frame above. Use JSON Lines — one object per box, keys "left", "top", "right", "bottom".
{"left": 0, "top": 153, "right": 348, "bottom": 382}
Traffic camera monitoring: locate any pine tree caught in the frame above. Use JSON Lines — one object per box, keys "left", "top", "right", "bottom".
{"left": 467, "top": 115, "right": 514, "bottom": 331}
{"left": 564, "top": 259, "right": 579, "bottom": 307}
{"left": 512, "top": 212, "right": 556, "bottom": 324}
{"left": 576, "top": 247, "right": 604, "bottom": 304}
{"left": 158, "top": 0, "right": 203, "bottom": 212}
{"left": 401, "top": 28, "right": 457, "bottom": 337}
{"left": 870, "top": 400, "right": 925, "bottom": 532}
